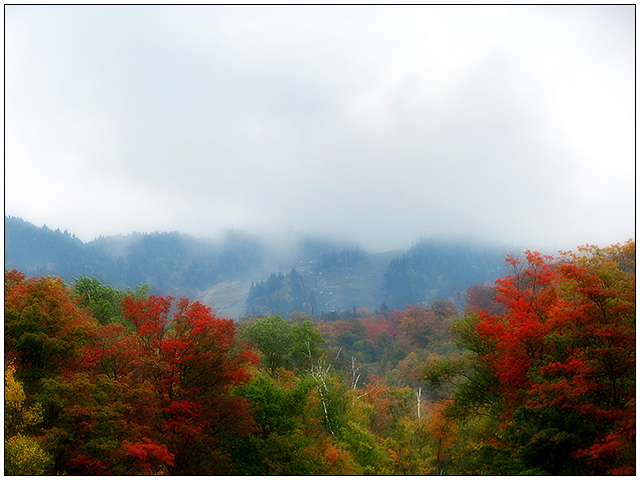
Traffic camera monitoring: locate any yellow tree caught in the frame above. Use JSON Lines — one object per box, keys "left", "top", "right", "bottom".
{"left": 5, "top": 364, "right": 53, "bottom": 475}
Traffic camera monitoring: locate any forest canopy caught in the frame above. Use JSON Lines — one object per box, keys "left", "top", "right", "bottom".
{"left": 4, "top": 240, "right": 635, "bottom": 475}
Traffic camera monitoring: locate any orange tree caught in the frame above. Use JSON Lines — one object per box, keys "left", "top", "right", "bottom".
{"left": 5, "top": 270, "right": 98, "bottom": 391}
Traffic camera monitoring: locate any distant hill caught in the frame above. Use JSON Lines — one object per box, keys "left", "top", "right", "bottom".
{"left": 4, "top": 216, "right": 511, "bottom": 319}
{"left": 246, "top": 268, "right": 317, "bottom": 317}
{"left": 5, "top": 216, "right": 107, "bottom": 280}
{"left": 384, "top": 239, "right": 508, "bottom": 308}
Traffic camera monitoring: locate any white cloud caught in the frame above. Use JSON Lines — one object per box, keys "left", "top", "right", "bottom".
{"left": 5, "top": 5, "right": 635, "bottom": 251}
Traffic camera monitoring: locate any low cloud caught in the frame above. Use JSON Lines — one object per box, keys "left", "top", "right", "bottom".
{"left": 5, "top": 5, "right": 635, "bottom": 253}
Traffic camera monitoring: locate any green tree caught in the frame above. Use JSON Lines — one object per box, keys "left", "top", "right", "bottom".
{"left": 228, "top": 373, "right": 325, "bottom": 474}
{"left": 241, "top": 316, "right": 290, "bottom": 373}
{"left": 241, "top": 316, "right": 325, "bottom": 374}
{"left": 340, "top": 420, "right": 390, "bottom": 474}
{"left": 72, "top": 276, "right": 149, "bottom": 328}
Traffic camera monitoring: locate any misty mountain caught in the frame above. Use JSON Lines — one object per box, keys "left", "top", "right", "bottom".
{"left": 384, "top": 239, "right": 508, "bottom": 308}
{"left": 246, "top": 268, "right": 317, "bottom": 317}
{"left": 88, "top": 229, "right": 267, "bottom": 295}
{"left": 5, "top": 216, "right": 107, "bottom": 280}
{"left": 4, "top": 216, "right": 510, "bottom": 319}
{"left": 5, "top": 216, "right": 269, "bottom": 299}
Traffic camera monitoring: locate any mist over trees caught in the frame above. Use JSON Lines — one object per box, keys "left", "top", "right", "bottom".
{"left": 5, "top": 216, "right": 509, "bottom": 319}
{"left": 246, "top": 269, "right": 317, "bottom": 317}
{"left": 5, "top": 239, "right": 634, "bottom": 475}
{"left": 384, "top": 240, "right": 506, "bottom": 309}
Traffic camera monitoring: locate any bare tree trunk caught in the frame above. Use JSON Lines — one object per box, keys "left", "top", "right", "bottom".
{"left": 350, "top": 356, "right": 361, "bottom": 390}
{"left": 310, "top": 360, "right": 335, "bottom": 436}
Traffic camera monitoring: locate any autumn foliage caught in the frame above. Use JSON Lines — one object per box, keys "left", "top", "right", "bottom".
{"left": 427, "top": 241, "right": 635, "bottom": 475}
{"left": 4, "top": 240, "right": 634, "bottom": 475}
{"left": 4, "top": 271, "right": 257, "bottom": 475}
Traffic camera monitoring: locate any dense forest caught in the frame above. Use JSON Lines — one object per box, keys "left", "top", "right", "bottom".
{"left": 5, "top": 216, "right": 508, "bottom": 319}
{"left": 5, "top": 240, "right": 635, "bottom": 475}
{"left": 246, "top": 269, "right": 318, "bottom": 317}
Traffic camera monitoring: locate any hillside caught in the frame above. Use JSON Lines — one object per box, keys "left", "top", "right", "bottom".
{"left": 5, "top": 216, "right": 509, "bottom": 319}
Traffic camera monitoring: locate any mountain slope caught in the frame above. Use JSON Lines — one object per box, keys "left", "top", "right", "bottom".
{"left": 384, "top": 239, "right": 508, "bottom": 308}
{"left": 4, "top": 216, "right": 510, "bottom": 319}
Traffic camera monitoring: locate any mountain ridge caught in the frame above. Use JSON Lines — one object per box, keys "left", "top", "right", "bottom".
{"left": 5, "top": 216, "right": 510, "bottom": 319}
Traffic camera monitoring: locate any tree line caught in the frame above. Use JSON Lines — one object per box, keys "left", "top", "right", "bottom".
{"left": 6, "top": 216, "right": 509, "bottom": 317}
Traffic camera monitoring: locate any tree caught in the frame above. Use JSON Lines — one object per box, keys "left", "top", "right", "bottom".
{"left": 5, "top": 270, "right": 99, "bottom": 392}
{"left": 5, "top": 363, "right": 43, "bottom": 437}
{"left": 424, "top": 399, "right": 459, "bottom": 474}
{"left": 427, "top": 242, "right": 635, "bottom": 475}
{"left": 120, "top": 295, "right": 259, "bottom": 474}
{"left": 4, "top": 363, "right": 53, "bottom": 475}
{"left": 228, "top": 373, "right": 326, "bottom": 474}
{"left": 246, "top": 269, "right": 317, "bottom": 317}
{"left": 72, "top": 276, "right": 148, "bottom": 328}
{"left": 398, "top": 305, "right": 452, "bottom": 349}
{"left": 5, "top": 434, "right": 53, "bottom": 475}
{"left": 464, "top": 284, "right": 504, "bottom": 315}
{"left": 5, "top": 274, "right": 260, "bottom": 475}
{"left": 241, "top": 315, "right": 325, "bottom": 374}
{"left": 241, "top": 316, "right": 291, "bottom": 373}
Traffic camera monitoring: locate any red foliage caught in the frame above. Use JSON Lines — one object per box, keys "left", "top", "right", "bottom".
{"left": 67, "top": 454, "right": 106, "bottom": 475}
{"left": 427, "top": 399, "right": 458, "bottom": 471}
{"left": 356, "top": 376, "right": 395, "bottom": 434}
{"left": 465, "top": 284, "right": 502, "bottom": 315}
{"left": 121, "top": 437, "right": 175, "bottom": 474}
{"left": 119, "top": 295, "right": 257, "bottom": 473}
{"left": 471, "top": 244, "right": 635, "bottom": 473}
{"left": 163, "top": 400, "right": 207, "bottom": 437}
{"left": 4, "top": 270, "right": 99, "bottom": 375}
{"left": 122, "top": 295, "right": 174, "bottom": 351}
{"left": 5, "top": 270, "right": 262, "bottom": 475}
{"left": 323, "top": 445, "right": 357, "bottom": 474}
{"left": 399, "top": 305, "right": 450, "bottom": 349}
{"left": 360, "top": 315, "right": 399, "bottom": 345}
{"left": 474, "top": 252, "right": 558, "bottom": 405}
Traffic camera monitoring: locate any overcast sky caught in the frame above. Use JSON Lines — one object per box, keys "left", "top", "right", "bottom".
{"left": 5, "top": 5, "right": 635, "bottom": 252}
